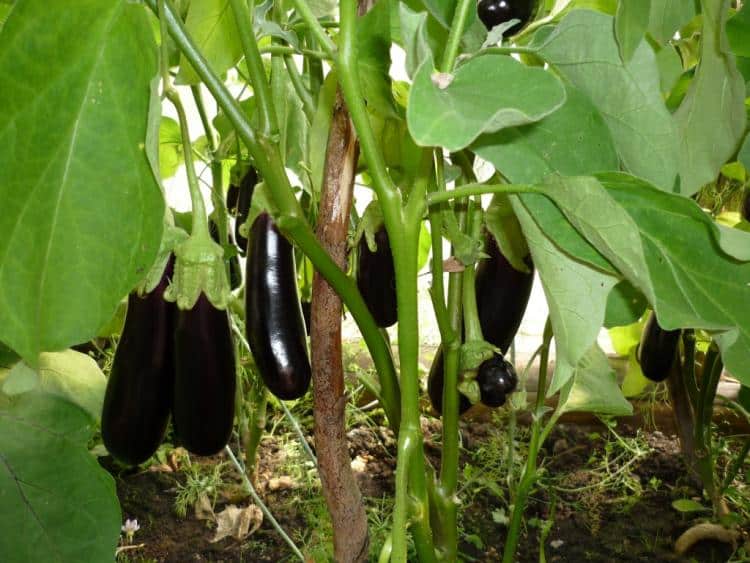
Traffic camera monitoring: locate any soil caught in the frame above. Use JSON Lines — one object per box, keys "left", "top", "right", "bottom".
{"left": 107, "top": 416, "right": 746, "bottom": 563}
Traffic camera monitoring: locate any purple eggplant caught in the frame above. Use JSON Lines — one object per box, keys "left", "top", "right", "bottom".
{"left": 637, "top": 312, "right": 681, "bottom": 382}
{"left": 357, "top": 226, "right": 398, "bottom": 328}
{"left": 235, "top": 167, "right": 258, "bottom": 255}
{"left": 245, "top": 212, "right": 311, "bottom": 400}
{"left": 101, "top": 258, "right": 176, "bottom": 466}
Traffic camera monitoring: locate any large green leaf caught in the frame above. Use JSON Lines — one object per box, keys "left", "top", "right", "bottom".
{"left": 159, "top": 116, "right": 183, "bottom": 179}
{"left": 0, "top": 393, "right": 121, "bottom": 562}
{"left": 673, "top": 0, "right": 746, "bottom": 196}
{"left": 407, "top": 54, "right": 565, "bottom": 151}
{"left": 0, "top": 350, "right": 106, "bottom": 420}
{"left": 177, "top": 0, "right": 243, "bottom": 85}
{"left": 615, "top": 0, "right": 651, "bottom": 62}
{"left": 535, "top": 9, "right": 680, "bottom": 191}
{"left": 647, "top": 0, "right": 696, "bottom": 44}
{"left": 472, "top": 84, "right": 619, "bottom": 188}
{"left": 0, "top": 0, "right": 163, "bottom": 364}
{"left": 513, "top": 199, "right": 619, "bottom": 394}
{"left": 540, "top": 173, "right": 750, "bottom": 385}
{"left": 557, "top": 344, "right": 633, "bottom": 416}
{"left": 398, "top": 3, "right": 447, "bottom": 79}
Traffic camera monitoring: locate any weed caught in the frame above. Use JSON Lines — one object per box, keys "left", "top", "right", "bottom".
{"left": 174, "top": 461, "right": 226, "bottom": 518}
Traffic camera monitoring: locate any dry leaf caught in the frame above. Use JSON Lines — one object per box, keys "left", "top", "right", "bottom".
{"left": 443, "top": 257, "right": 465, "bottom": 273}
{"left": 210, "top": 504, "right": 263, "bottom": 543}
{"left": 194, "top": 494, "right": 214, "bottom": 521}
{"left": 268, "top": 476, "right": 296, "bottom": 491}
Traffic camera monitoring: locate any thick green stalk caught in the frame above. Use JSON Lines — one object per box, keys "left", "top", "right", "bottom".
{"left": 229, "top": 0, "right": 277, "bottom": 138}
{"left": 427, "top": 183, "right": 541, "bottom": 205}
{"left": 694, "top": 344, "right": 723, "bottom": 514}
{"left": 244, "top": 383, "right": 268, "bottom": 479}
{"left": 461, "top": 198, "right": 483, "bottom": 343}
{"left": 150, "top": 0, "right": 401, "bottom": 428}
{"left": 259, "top": 44, "right": 331, "bottom": 60}
{"left": 439, "top": 0, "right": 475, "bottom": 72}
{"left": 502, "top": 319, "right": 553, "bottom": 563}
{"left": 283, "top": 55, "right": 316, "bottom": 121}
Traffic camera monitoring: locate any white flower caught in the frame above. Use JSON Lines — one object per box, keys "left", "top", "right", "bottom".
{"left": 121, "top": 518, "right": 140, "bottom": 544}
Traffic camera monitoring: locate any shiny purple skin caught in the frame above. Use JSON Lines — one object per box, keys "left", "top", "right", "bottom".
{"left": 637, "top": 312, "right": 681, "bottom": 382}
{"left": 246, "top": 213, "right": 311, "bottom": 400}
{"left": 428, "top": 349, "right": 472, "bottom": 415}
{"left": 172, "top": 294, "right": 237, "bottom": 456}
{"left": 477, "top": 0, "right": 533, "bottom": 34}
{"left": 476, "top": 354, "right": 517, "bottom": 407}
{"left": 235, "top": 167, "right": 258, "bottom": 255}
{"left": 476, "top": 235, "right": 534, "bottom": 354}
{"left": 357, "top": 226, "right": 398, "bottom": 328}
{"left": 101, "top": 258, "right": 176, "bottom": 466}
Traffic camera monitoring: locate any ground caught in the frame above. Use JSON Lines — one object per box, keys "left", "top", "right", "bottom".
{"left": 107, "top": 412, "right": 744, "bottom": 563}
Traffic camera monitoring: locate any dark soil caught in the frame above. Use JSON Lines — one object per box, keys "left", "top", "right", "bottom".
{"left": 107, "top": 418, "right": 745, "bottom": 563}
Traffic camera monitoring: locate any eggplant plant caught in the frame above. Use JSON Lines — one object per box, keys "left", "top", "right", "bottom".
{"left": 0, "top": 0, "right": 749, "bottom": 562}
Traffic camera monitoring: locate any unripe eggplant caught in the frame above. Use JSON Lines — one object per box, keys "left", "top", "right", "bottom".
{"left": 172, "top": 294, "right": 236, "bottom": 455}
{"left": 637, "top": 312, "right": 681, "bottom": 382}
{"left": 476, "top": 354, "right": 517, "bottom": 407}
{"left": 101, "top": 258, "right": 176, "bottom": 466}
{"left": 357, "top": 225, "right": 397, "bottom": 328}
{"left": 235, "top": 167, "right": 258, "bottom": 255}
{"left": 246, "top": 212, "right": 311, "bottom": 400}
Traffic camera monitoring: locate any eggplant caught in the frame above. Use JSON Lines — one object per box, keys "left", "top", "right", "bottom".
{"left": 172, "top": 293, "right": 237, "bottom": 455}
{"left": 476, "top": 235, "right": 534, "bottom": 353}
{"left": 357, "top": 225, "right": 398, "bottom": 328}
{"left": 209, "top": 218, "right": 242, "bottom": 290}
{"left": 226, "top": 184, "right": 240, "bottom": 216}
{"left": 742, "top": 190, "right": 750, "bottom": 223}
{"left": 235, "top": 167, "right": 258, "bottom": 255}
{"left": 476, "top": 0, "right": 534, "bottom": 34}
{"left": 246, "top": 212, "right": 311, "bottom": 400}
{"left": 428, "top": 235, "right": 532, "bottom": 414}
{"left": 476, "top": 353, "right": 517, "bottom": 407}
{"left": 101, "top": 258, "right": 176, "bottom": 466}
{"left": 637, "top": 312, "right": 681, "bottom": 382}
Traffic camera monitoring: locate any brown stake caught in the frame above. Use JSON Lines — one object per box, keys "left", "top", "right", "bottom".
{"left": 311, "top": 87, "right": 369, "bottom": 562}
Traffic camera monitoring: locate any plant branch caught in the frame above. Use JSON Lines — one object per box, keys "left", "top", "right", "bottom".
{"left": 427, "top": 183, "right": 542, "bottom": 205}
{"left": 290, "top": 0, "right": 337, "bottom": 58}
{"left": 259, "top": 44, "right": 331, "bottom": 60}
{"left": 440, "top": 0, "right": 475, "bottom": 72}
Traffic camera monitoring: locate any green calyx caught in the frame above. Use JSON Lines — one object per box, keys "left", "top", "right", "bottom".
{"left": 164, "top": 232, "right": 231, "bottom": 310}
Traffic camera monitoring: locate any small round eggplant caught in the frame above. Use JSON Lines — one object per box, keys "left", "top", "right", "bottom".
{"left": 357, "top": 226, "right": 397, "bottom": 328}
{"left": 637, "top": 312, "right": 681, "bottom": 382}
{"left": 477, "top": 0, "right": 534, "bottom": 34}
{"left": 476, "top": 235, "right": 534, "bottom": 354}
{"left": 476, "top": 353, "right": 518, "bottom": 407}
{"left": 101, "top": 258, "right": 176, "bottom": 466}
{"left": 246, "top": 212, "right": 311, "bottom": 400}
{"left": 172, "top": 294, "right": 237, "bottom": 456}
{"left": 235, "top": 167, "right": 258, "bottom": 255}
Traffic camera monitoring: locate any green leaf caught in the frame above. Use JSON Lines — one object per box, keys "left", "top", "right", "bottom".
{"left": 159, "top": 116, "right": 183, "bottom": 179}
{"left": 407, "top": 54, "right": 566, "bottom": 151}
{"left": 177, "top": 0, "right": 243, "bottom": 85}
{"left": 557, "top": 344, "right": 633, "bottom": 416}
{"left": 672, "top": 498, "right": 709, "bottom": 513}
{"left": 0, "top": 0, "right": 163, "bottom": 364}
{"left": 0, "top": 393, "right": 121, "bottom": 562}
{"left": 654, "top": 44, "right": 683, "bottom": 94}
{"left": 621, "top": 346, "right": 650, "bottom": 398}
{"left": 673, "top": 0, "right": 747, "bottom": 196}
{"left": 0, "top": 342, "right": 19, "bottom": 369}
{"left": 417, "top": 223, "right": 432, "bottom": 272}
{"left": 615, "top": 0, "right": 651, "bottom": 62}
{"left": 608, "top": 317, "right": 645, "bottom": 356}
{"left": 739, "top": 133, "right": 750, "bottom": 172}
{"left": 357, "top": 0, "right": 398, "bottom": 118}
{"left": 473, "top": 84, "right": 619, "bottom": 188}
{"left": 604, "top": 280, "right": 648, "bottom": 328}
{"left": 541, "top": 173, "right": 750, "bottom": 386}
{"left": 398, "top": 3, "right": 447, "bottom": 79}
{"left": 308, "top": 72, "right": 339, "bottom": 197}
{"left": 512, "top": 199, "right": 619, "bottom": 394}
{"left": 484, "top": 194, "right": 530, "bottom": 273}
{"left": 727, "top": 2, "right": 750, "bottom": 57}
{"left": 2, "top": 362, "right": 39, "bottom": 396}
{"left": 536, "top": 9, "right": 680, "bottom": 191}
{"left": 647, "top": 0, "right": 696, "bottom": 44}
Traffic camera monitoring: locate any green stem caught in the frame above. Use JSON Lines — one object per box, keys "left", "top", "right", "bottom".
{"left": 258, "top": 44, "right": 331, "bottom": 60}
{"left": 461, "top": 198, "right": 483, "bottom": 343}
{"left": 244, "top": 383, "right": 268, "bottom": 478}
{"left": 304, "top": 34, "right": 325, "bottom": 105}
{"left": 151, "top": 0, "right": 401, "bottom": 429}
{"left": 229, "top": 0, "right": 277, "bottom": 138}
{"left": 225, "top": 446, "right": 305, "bottom": 561}
{"left": 439, "top": 0, "right": 475, "bottom": 72}
{"left": 502, "top": 319, "right": 553, "bottom": 563}
{"left": 290, "top": 0, "right": 337, "bottom": 57}
{"left": 694, "top": 344, "right": 723, "bottom": 514}
{"left": 721, "top": 436, "right": 750, "bottom": 493}
{"left": 284, "top": 55, "right": 316, "bottom": 121}
{"left": 427, "top": 183, "right": 542, "bottom": 205}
